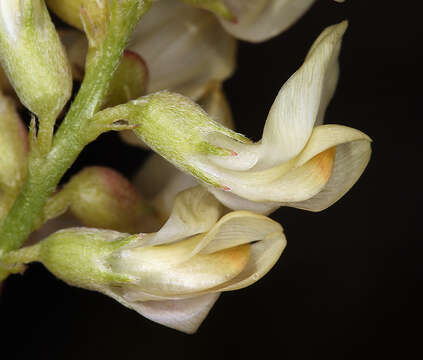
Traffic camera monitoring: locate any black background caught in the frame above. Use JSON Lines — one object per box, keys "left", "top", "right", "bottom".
{"left": 1, "top": 1, "right": 421, "bottom": 359}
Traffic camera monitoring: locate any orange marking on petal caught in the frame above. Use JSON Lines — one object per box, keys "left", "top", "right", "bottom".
{"left": 313, "top": 147, "right": 336, "bottom": 181}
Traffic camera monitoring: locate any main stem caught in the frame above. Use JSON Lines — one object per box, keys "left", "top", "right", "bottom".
{"left": 0, "top": 2, "right": 149, "bottom": 275}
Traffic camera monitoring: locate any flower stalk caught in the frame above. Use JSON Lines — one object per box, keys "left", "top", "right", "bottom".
{"left": 0, "top": 0, "right": 152, "bottom": 281}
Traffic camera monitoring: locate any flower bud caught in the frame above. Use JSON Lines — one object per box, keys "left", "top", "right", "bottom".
{"left": 44, "top": 167, "right": 158, "bottom": 233}
{"left": 46, "top": 0, "right": 151, "bottom": 46}
{"left": 58, "top": 29, "right": 88, "bottom": 81}
{"left": 45, "top": 0, "right": 107, "bottom": 32}
{"left": 103, "top": 50, "right": 149, "bottom": 108}
{"left": 0, "top": 92, "right": 28, "bottom": 193}
{"left": 0, "top": 0, "right": 72, "bottom": 121}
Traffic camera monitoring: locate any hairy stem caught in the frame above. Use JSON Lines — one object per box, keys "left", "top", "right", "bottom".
{"left": 0, "top": 1, "right": 151, "bottom": 280}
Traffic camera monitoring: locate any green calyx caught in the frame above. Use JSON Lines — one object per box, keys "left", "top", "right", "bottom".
{"left": 90, "top": 91, "right": 250, "bottom": 188}
{"left": 0, "top": 229, "right": 136, "bottom": 290}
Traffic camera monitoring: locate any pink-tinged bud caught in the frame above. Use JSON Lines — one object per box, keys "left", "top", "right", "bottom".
{"left": 45, "top": 167, "right": 158, "bottom": 233}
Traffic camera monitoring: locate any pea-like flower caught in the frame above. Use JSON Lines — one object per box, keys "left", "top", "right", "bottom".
{"left": 93, "top": 21, "right": 371, "bottom": 215}
{"left": 1, "top": 187, "right": 286, "bottom": 333}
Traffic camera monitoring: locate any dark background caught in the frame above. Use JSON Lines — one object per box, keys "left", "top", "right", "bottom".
{"left": 1, "top": 1, "right": 421, "bottom": 359}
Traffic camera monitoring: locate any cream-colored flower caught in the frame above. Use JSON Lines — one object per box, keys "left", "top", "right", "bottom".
{"left": 205, "top": 21, "right": 371, "bottom": 214}
{"left": 103, "top": 21, "right": 370, "bottom": 215}
{"left": 4, "top": 187, "right": 286, "bottom": 333}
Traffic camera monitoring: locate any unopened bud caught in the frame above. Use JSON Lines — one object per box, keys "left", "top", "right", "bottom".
{"left": 103, "top": 50, "right": 148, "bottom": 108}
{"left": 46, "top": 0, "right": 151, "bottom": 47}
{"left": 0, "top": 92, "right": 28, "bottom": 192}
{"left": 0, "top": 0, "right": 72, "bottom": 121}
{"left": 45, "top": 0, "right": 107, "bottom": 34}
{"left": 44, "top": 167, "right": 158, "bottom": 233}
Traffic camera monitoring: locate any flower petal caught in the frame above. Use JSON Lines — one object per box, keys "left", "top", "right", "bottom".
{"left": 130, "top": 0, "right": 236, "bottom": 100}
{"left": 283, "top": 139, "right": 372, "bottom": 211}
{"left": 117, "top": 292, "right": 220, "bottom": 334}
{"left": 216, "top": 232, "right": 286, "bottom": 291}
{"left": 295, "top": 124, "right": 371, "bottom": 166}
{"left": 199, "top": 210, "right": 283, "bottom": 253}
{"left": 112, "top": 235, "right": 250, "bottom": 296}
{"left": 149, "top": 186, "right": 223, "bottom": 245}
{"left": 207, "top": 187, "right": 279, "bottom": 214}
{"left": 305, "top": 25, "right": 342, "bottom": 126}
{"left": 208, "top": 124, "right": 371, "bottom": 213}
{"left": 220, "top": 0, "right": 315, "bottom": 42}
{"left": 202, "top": 146, "right": 335, "bottom": 203}
{"left": 260, "top": 21, "right": 347, "bottom": 166}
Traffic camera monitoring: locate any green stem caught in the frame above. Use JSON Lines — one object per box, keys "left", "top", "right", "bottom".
{"left": 0, "top": 243, "right": 41, "bottom": 275}
{"left": 0, "top": 1, "right": 151, "bottom": 276}
{"left": 36, "top": 114, "right": 56, "bottom": 156}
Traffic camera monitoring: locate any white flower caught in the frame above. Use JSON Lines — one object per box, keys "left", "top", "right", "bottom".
{"left": 11, "top": 186, "right": 286, "bottom": 333}
{"left": 129, "top": 0, "right": 236, "bottom": 101}
{"left": 128, "top": 0, "right": 344, "bottom": 99}
{"left": 106, "top": 21, "right": 371, "bottom": 215}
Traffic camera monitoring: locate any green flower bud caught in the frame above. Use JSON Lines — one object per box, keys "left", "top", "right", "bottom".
{"left": 0, "top": 0, "right": 72, "bottom": 121}
{"left": 103, "top": 50, "right": 148, "bottom": 108}
{"left": 0, "top": 92, "right": 28, "bottom": 193}
{"left": 43, "top": 166, "right": 158, "bottom": 233}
